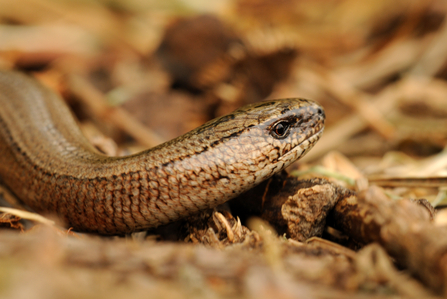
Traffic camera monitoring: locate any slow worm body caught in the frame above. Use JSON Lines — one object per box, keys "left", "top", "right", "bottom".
{"left": 0, "top": 70, "right": 325, "bottom": 235}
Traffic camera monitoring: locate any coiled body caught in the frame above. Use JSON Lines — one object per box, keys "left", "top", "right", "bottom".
{"left": 0, "top": 71, "right": 325, "bottom": 235}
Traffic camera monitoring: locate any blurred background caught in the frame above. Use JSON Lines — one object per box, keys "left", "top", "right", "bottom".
{"left": 1, "top": 0, "right": 447, "bottom": 202}
{"left": 2, "top": 1, "right": 447, "bottom": 298}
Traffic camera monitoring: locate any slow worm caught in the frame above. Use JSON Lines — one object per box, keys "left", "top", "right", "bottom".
{"left": 0, "top": 70, "right": 325, "bottom": 235}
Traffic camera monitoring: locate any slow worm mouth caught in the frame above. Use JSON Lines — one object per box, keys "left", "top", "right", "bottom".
{"left": 278, "top": 126, "right": 324, "bottom": 162}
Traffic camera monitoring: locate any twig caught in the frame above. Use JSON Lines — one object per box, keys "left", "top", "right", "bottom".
{"left": 67, "top": 74, "right": 164, "bottom": 148}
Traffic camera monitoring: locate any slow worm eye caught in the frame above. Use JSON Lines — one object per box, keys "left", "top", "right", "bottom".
{"left": 270, "top": 121, "right": 290, "bottom": 139}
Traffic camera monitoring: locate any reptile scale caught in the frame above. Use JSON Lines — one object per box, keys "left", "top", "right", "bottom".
{"left": 0, "top": 70, "right": 325, "bottom": 235}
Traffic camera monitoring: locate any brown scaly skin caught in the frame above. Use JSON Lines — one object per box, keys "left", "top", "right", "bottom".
{"left": 0, "top": 70, "right": 325, "bottom": 235}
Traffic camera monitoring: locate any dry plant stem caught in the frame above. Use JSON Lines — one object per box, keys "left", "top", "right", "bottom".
{"left": 300, "top": 21, "right": 447, "bottom": 161}
{"left": 21, "top": 0, "right": 144, "bottom": 56}
{"left": 369, "top": 176, "right": 447, "bottom": 188}
{"left": 306, "top": 237, "right": 357, "bottom": 260}
{"left": 0, "top": 207, "right": 55, "bottom": 226}
{"left": 310, "top": 65, "right": 395, "bottom": 140}
{"left": 408, "top": 16, "right": 447, "bottom": 77}
{"left": 337, "top": 37, "right": 432, "bottom": 89}
{"left": 331, "top": 186, "right": 447, "bottom": 294}
{"left": 302, "top": 77, "right": 411, "bottom": 162}
{"left": 67, "top": 74, "right": 164, "bottom": 147}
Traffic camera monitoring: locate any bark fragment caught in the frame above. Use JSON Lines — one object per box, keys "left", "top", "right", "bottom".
{"left": 330, "top": 186, "right": 447, "bottom": 294}
{"left": 232, "top": 175, "right": 353, "bottom": 241}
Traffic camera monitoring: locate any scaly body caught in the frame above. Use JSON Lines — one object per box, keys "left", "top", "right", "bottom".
{"left": 0, "top": 70, "right": 325, "bottom": 235}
